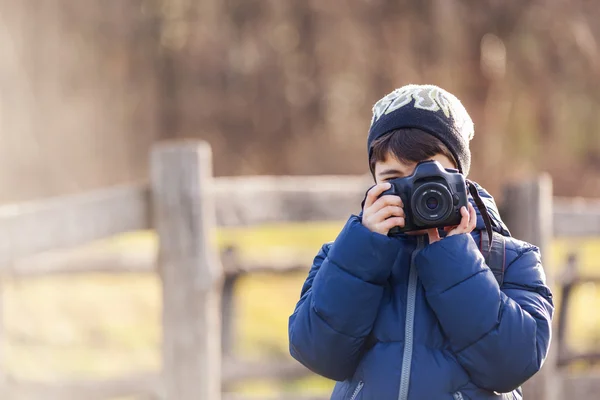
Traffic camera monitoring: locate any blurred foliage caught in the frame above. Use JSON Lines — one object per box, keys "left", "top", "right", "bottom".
{"left": 146, "top": 0, "right": 600, "bottom": 196}
{"left": 1, "top": 0, "right": 599, "bottom": 201}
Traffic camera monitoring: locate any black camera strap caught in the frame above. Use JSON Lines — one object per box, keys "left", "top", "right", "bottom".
{"left": 467, "top": 180, "right": 494, "bottom": 251}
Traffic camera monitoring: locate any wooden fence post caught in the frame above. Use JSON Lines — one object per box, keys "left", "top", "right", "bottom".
{"left": 503, "top": 174, "right": 559, "bottom": 400}
{"left": 0, "top": 281, "right": 4, "bottom": 394}
{"left": 220, "top": 246, "right": 239, "bottom": 359}
{"left": 151, "top": 141, "right": 223, "bottom": 400}
{"left": 555, "top": 253, "right": 578, "bottom": 367}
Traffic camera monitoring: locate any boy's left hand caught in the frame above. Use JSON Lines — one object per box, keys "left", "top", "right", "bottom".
{"left": 427, "top": 203, "right": 477, "bottom": 244}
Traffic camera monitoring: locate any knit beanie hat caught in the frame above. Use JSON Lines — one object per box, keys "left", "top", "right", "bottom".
{"left": 367, "top": 84, "right": 475, "bottom": 176}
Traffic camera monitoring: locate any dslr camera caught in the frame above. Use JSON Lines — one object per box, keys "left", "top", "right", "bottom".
{"left": 380, "top": 160, "right": 469, "bottom": 235}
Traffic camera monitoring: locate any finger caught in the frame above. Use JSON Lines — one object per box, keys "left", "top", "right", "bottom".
{"left": 460, "top": 206, "right": 470, "bottom": 230}
{"left": 448, "top": 207, "right": 469, "bottom": 235}
{"left": 456, "top": 207, "right": 469, "bottom": 232}
{"left": 373, "top": 205, "right": 405, "bottom": 222}
{"left": 364, "top": 183, "right": 392, "bottom": 209}
{"left": 380, "top": 217, "right": 405, "bottom": 232}
{"left": 468, "top": 203, "right": 477, "bottom": 231}
{"left": 427, "top": 228, "right": 441, "bottom": 244}
{"left": 369, "top": 195, "right": 404, "bottom": 213}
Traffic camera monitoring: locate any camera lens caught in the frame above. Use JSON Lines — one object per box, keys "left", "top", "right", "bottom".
{"left": 426, "top": 197, "right": 438, "bottom": 210}
{"left": 411, "top": 182, "right": 453, "bottom": 224}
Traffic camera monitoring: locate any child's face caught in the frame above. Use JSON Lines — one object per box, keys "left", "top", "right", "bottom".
{"left": 373, "top": 152, "right": 457, "bottom": 184}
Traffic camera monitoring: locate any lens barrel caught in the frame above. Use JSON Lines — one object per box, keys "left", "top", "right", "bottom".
{"left": 411, "top": 182, "right": 453, "bottom": 224}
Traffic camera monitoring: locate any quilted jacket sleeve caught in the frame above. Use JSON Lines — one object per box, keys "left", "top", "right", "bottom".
{"left": 288, "top": 215, "right": 400, "bottom": 381}
{"left": 415, "top": 233, "right": 554, "bottom": 393}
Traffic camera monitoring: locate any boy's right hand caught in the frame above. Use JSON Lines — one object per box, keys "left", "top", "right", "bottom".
{"left": 362, "top": 183, "right": 405, "bottom": 235}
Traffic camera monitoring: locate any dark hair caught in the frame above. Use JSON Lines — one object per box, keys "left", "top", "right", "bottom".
{"left": 369, "top": 128, "right": 458, "bottom": 174}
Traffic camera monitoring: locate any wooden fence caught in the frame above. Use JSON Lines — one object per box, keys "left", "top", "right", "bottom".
{"left": 0, "top": 140, "right": 598, "bottom": 399}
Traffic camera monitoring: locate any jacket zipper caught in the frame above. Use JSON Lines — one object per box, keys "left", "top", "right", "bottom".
{"left": 349, "top": 381, "right": 364, "bottom": 400}
{"left": 397, "top": 236, "right": 423, "bottom": 400}
{"left": 453, "top": 392, "right": 464, "bottom": 400}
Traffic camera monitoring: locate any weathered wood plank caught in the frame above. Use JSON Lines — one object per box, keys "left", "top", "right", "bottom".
{"left": 0, "top": 183, "right": 150, "bottom": 265}
{"left": 152, "top": 141, "right": 223, "bottom": 400}
{"left": 5, "top": 247, "right": 156, "bottom": 277}
{"left": 212, "top": 175, "right": 372, "bottom": 226}
{"left": 558, "top": 351, "right": 600, "bottom": 367}
{"left": 553, "top": 196, "right": 600, "bottom": 237}
{"left": 5, "top": 246, "right": 307, "bottom": 278}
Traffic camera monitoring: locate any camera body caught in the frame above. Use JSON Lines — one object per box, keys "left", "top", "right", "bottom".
{"left": 381, "top": 160, "right": 469, "bottom": 235}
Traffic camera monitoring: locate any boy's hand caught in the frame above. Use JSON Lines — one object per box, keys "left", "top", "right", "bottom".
{"left": 362, "top": 183, "right": 405, "bottom": 235}
{"left": 427, "top": 203, "right": 477, "bottom": 244}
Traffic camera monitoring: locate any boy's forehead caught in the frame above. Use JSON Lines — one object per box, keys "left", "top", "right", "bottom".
{"left": 375, "top": 153, "right": 414, "bottom": 172}
{"left": 379, "top": 151, "right": 409, "bottom": 165}
{"left": 375, "top": 152, "right": 456, "bottom": 176}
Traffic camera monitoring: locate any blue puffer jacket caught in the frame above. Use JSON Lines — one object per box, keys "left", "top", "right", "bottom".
{"left": 288, "top": 184, "right": 554, "bottom": 400}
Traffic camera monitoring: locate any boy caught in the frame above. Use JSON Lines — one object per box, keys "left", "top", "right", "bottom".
{"left": 288, "top": 84, "right": 554, "bottom": 399}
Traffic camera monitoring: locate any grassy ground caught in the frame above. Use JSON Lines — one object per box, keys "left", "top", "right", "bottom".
{"left": 2, "top": 222, "right": 600, "bottom": 397}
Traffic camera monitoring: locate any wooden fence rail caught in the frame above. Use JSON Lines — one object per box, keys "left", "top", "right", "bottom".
{"left": 0, "top": 174, "right": 597, "bottom": 274}
{"left": 0, "top": 140, "right": 598, "bottom": 399}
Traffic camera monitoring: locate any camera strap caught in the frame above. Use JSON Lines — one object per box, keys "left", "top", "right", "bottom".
{"left": 467, "top": 180, "right": 494, "bottom": 251}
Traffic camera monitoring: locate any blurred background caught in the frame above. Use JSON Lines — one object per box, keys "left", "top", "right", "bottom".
{"left": 0, "top": 0, "right": 599, "bottom": 399}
